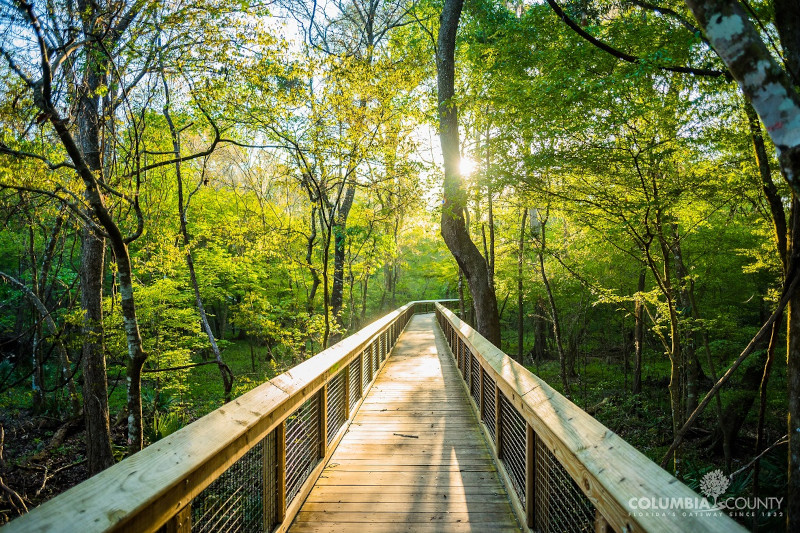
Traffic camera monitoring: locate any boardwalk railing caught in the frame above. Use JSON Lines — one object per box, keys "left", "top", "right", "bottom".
{"left": 4, "top": 300, "right": 452, "bottom": 533}
{"left": 435, "top": 303, "right": 744, "bottom": 533}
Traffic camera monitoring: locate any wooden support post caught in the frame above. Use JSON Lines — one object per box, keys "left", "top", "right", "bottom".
{"left": 276, "top": 422, "right": 286, "bottom": 522}
{"left": 163, "top": 505, "right": 191, "bottom": 533}
{"left": 320, "top": 385, "right": 328, "bottom": 457}
{"left": 526, "top": 424, "right": 535, "bottom": 528}
{"left": 495, "top": 386, "right": 502, "bottom": 457}
{"left": 594, "top": 511, "right": 611, "bottom": 533}
{"left": 343, "top": 364, "right": 351, "bottom": 420}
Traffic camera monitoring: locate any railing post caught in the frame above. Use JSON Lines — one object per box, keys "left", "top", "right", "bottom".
{"left": 164, "top": 505, "right": 191, "bottom": 533}
{"left": 343, "top": 364, "right": 351, "bottom": 420}
{"left": 276, "top": 422, "right": 287, "bottom": 523}
{"left": 494, "top": 386, "right": 502, "bottom": 457}
{"left": 320, "top": 384, "right": 329, "bottom": 457}
{"left": 595, "top": 511, "right": 611, "bottom": 533}
{"left": 526, "top": 424, "right": 535, "bottom": 528}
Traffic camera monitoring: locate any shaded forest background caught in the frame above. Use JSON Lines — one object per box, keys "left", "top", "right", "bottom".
{"left": 0, "top": 0, "right": 798, "bottom": 530}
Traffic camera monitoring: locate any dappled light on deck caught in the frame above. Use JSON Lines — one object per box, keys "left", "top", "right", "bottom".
{"left": 288, "top": 313, "right": 519, "bottom": 532}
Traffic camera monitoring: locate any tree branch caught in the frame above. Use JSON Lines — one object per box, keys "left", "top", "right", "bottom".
{"left": 545, "top": 0, "right": 729, "bottom": 78}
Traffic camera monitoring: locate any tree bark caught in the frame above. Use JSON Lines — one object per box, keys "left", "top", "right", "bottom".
{"left": 682, "top": 0, "right": 800, "bottom": 189}
{"left": 331, "top": 184, "right": 356, "bottom": 322}
{"left": 517, "top": 208, "right": 527, "bottom": 364}
{"left": 537, "top": 219, "right": 570, "bottom": 397}
{"left": 79, "top": 228, "right": 115, "bottom": 474}
{"left": 437, "top": 0, "right": 500, "bottom": 346}
{"left": 748, "top": 99, "right": 788, "bottom": 489}
{"left": 633, "top": 269, "right": 646, "bottom": 394}
{"left": 307, "top": 207, "right": 321, "bottom": 311}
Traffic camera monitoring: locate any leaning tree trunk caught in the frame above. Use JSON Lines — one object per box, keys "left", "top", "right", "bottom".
{"left": 49, "top": 84, "right": 147, "bottom": 456}
{"left": 681, "top": 0, "right": 800, "bottom": 524}
{"left": 436, "top": 0, "right": 500, "bottom": 346}
{"left": 0, "top": 271, "right": 80, "bottom": 416}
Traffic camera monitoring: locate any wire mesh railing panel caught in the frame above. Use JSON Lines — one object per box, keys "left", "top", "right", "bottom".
{"left": 482, "top": 373, "right": 497, "bottom": 443}
{"left": 499, "top": 393, "right": 527, "bottom": 505}
{"left": 327, "top": 371, "right": 346, "bottom": 444}
{"left": 285, "top": 393, "right": 321, "bottom": 507}
{"left": 470, "top": 354, "right": 481, "bottom": 407}
{"left": 191, "top": 435, "right": 266, "bottom": 533}
{"left": 349, "top": 356, "right": 362, "bottom": 411}
{"left": 535, "top": 436, "right": 596, "bottom": 533}
{"left": 372, "top": 341, "right": 379, "bottom": 375}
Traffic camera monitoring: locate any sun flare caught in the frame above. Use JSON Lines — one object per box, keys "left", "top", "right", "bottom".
{"left": 460, "top": 156, "right": 477, "bottom": 177}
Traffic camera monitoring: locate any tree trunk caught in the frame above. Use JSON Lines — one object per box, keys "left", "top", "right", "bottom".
{"left": 331, "top": 184, "right": 356, "bottom": 321}
{"left": 360, "top": 275, "right": 368, "bottom": 322}
{"left": 773, "top": 0, "right": 800, "bottom": 86}
{"left": 517, "top": 209, "right": 527, "bottom": 364}
{"left": 633, "top": 269, "right": 646, "bottom": 394}
{"left": 748, "top": 100, "right": 788, "bottom": 488}
{"left": 485, "top": 119, "right": 495, "bottom": 292}
{"left": 437, "top": 0, "right": 500, "bottom": 346}
{"left": 671, "top": 224, "right": 699, "bottom": 418}
{"left": 537, "top": 220, "right": 570, "bottom": 397}
{"left": 789, "top": 283, "right": 800, "bottom": 530}
{"left": 307, "top": 207, "right": 321, "bottom": 311}
{"left": 682, "top": 0, "right": 800, "bottom": 190}
{"left": 79, "top": 228, "right": 115, "bottom": 474}
{"left": 319, "top": 208, "right": 332, "bottom": 348}
{"left": 534, "top": 297, "right": 549, "bottom": 361}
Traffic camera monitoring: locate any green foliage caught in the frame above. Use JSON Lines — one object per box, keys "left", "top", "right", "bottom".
{"left": 146, "top": 411, "right": 185, "bottom": 443}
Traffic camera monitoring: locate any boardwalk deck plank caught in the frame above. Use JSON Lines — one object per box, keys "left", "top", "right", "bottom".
{"left": 287, "top": 314, "right": 521, "bottom": 532}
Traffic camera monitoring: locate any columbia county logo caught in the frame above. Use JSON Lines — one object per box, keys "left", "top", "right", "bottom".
{"left": 699, "top": 470, "right": 730, "bottom": 507}
{"left": 627, "top": 468, "right": 783, "bottom": 519}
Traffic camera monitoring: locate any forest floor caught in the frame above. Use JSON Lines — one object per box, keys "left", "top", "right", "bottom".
{"left": 0, "top": 409, "right": 126, "bottom": 525}
{"left": 0, "top": 339, "right": 288, "bottom": 525}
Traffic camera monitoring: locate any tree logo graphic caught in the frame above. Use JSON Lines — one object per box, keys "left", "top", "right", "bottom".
{"left": 700, "top": 469, "right": 730, "bottom": 506}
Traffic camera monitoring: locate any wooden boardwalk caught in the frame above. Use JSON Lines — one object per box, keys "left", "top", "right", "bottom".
{"left": 288, "top": 314, "right": 520, "bottom": 532}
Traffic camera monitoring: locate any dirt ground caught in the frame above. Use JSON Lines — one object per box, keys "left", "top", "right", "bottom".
{"left": 0, "top": 411, "right": 126, "bottom": 525}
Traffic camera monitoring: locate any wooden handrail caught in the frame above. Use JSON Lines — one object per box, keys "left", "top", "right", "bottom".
{"left": 3, "top": 300, "right": 451, "bottom": 533}
{"left": 435, "top": 303, "right": 746, "bottom": 533}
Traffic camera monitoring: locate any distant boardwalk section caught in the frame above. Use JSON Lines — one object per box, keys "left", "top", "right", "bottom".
{"left": 288, "top": 313, "right": 520, "bottom": 532}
